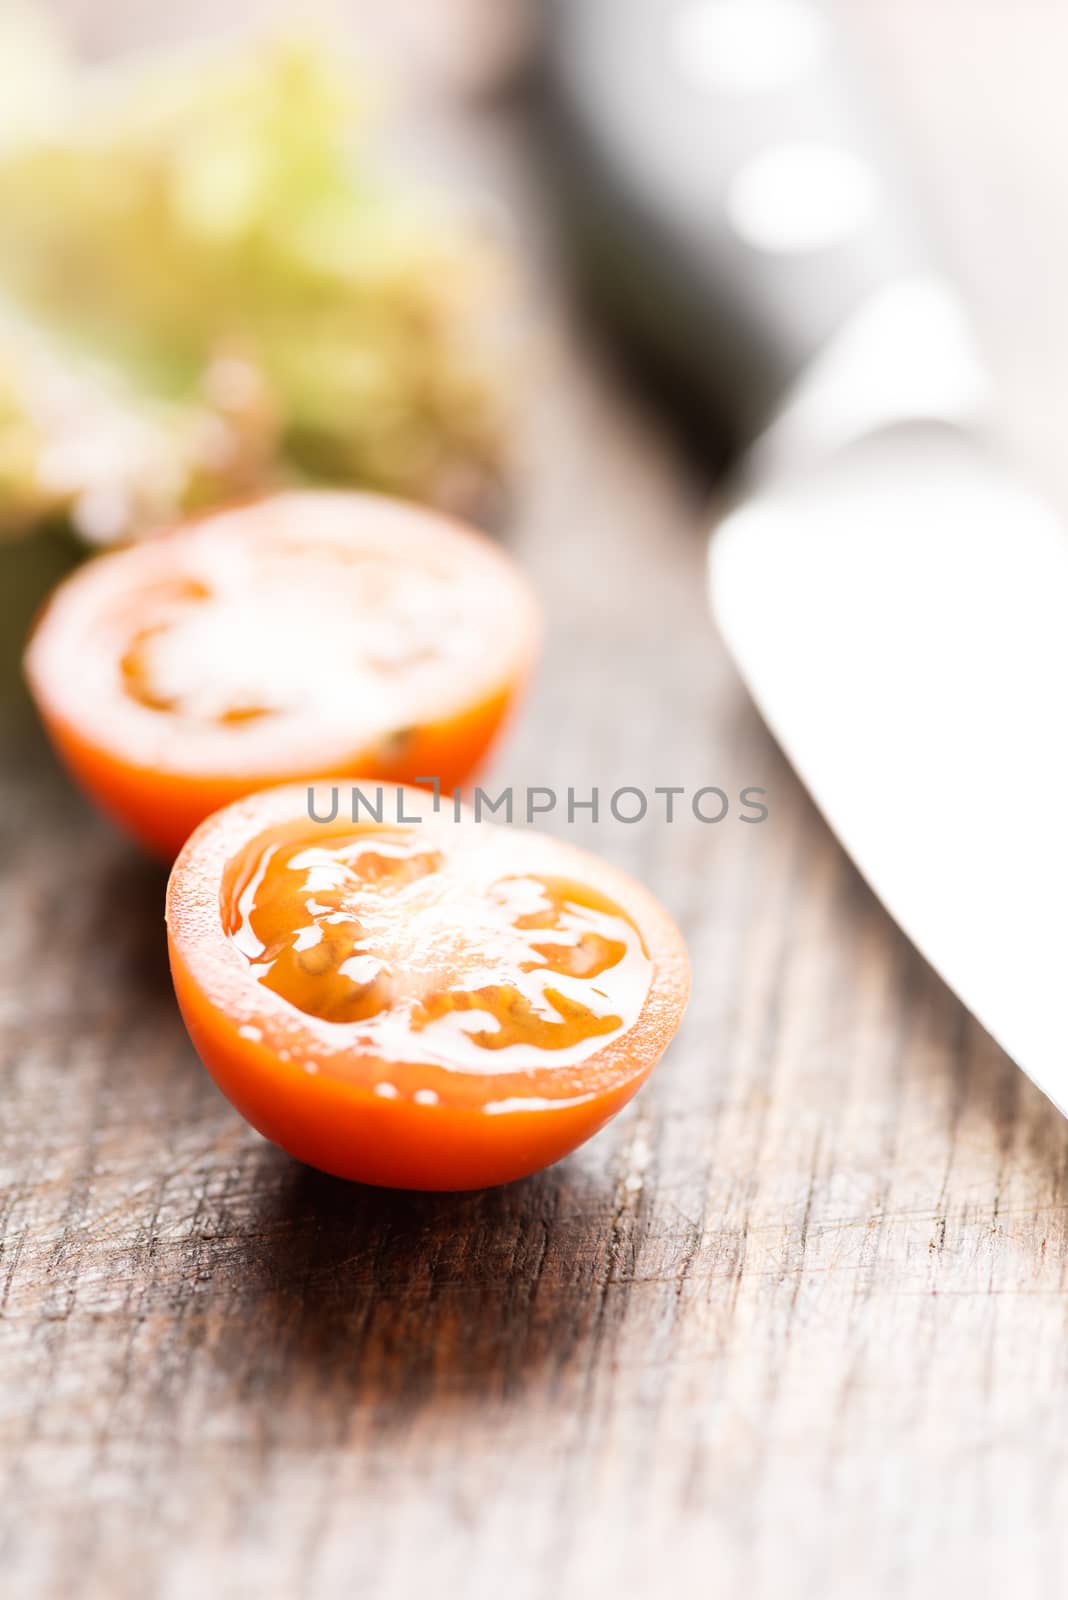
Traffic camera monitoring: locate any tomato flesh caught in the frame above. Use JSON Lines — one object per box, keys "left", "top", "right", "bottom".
{"left": 25, "top": 492, "right": 539, "bottom": 857}
{"left": 167, "top": 783, "right": 690, "bottom": 1190}
{"left": 227, "top": 828, "right": 648, "bottom": 1051}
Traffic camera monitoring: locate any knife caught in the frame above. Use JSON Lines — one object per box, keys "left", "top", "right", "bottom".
{"left": 541, "top": 0, "right": 1068, "bottom": 1114}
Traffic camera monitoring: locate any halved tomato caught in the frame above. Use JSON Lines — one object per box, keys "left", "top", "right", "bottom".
{"left": 166, "top": 782, "right": 690, "bottom": 1190}
{"left": 24, "top": 491, "right": 539, "bottom": 857}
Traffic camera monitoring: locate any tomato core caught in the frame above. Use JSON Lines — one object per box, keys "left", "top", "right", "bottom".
{"left": 116, "top": 545, "right": 483, "bottom": 727}
{"left": 222, "top": 824, "right": 652, "bottom": 1068}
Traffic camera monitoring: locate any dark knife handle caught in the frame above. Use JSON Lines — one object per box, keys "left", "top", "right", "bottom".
{"left": 540, "top": 0, "right": 931, "bottom": 453}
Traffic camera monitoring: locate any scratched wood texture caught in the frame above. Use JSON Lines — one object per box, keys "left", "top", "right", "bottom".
{"left": 5, "top": 4, "right": 1068, "bottom": 1597}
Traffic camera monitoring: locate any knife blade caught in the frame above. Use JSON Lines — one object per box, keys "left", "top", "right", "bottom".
{"left": 541, "top": 0, "right": 1068, "bottom": 1110}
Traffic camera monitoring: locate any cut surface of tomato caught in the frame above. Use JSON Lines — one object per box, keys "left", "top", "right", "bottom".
{"left": 24, "top": 491, "right": 539, "bottom": 857}
{"left": 166, "top": 782, "right": 690, "bottom": 1190}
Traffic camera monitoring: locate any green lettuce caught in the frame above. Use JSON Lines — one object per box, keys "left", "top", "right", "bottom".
{"left": 0, "top": 22, "right": 509, "bottom": 541}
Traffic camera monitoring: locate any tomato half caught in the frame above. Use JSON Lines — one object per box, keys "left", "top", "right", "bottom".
{"left": 166, "top": 782, "right": 690, "bottom": 1190}
{"left": 25, "top": 491, "right": 539, "bottom": 857}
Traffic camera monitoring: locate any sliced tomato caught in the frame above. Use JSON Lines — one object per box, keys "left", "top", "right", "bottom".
{"left": 166, "top": 782, "right": 690, "bottom": 1190}
{"left": 25, "top": 492, "right": 539, "bottom": 857}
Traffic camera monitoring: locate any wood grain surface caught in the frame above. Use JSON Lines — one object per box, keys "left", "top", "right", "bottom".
{"left": 5, "top": 4, "right": 1068, "bottom": 1597}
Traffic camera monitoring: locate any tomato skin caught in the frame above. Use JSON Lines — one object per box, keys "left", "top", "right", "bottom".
{"left": 171, "top": 942, "right": 638, "bottom": 1188}
{"left": 166, "top": 783, "right": 690, "bottom": 1191}
{"left": 24, "top": 491, "right": 540, "bottom": 859}
{"left": 36, "top": 679, "right": 518, "bottom": 860}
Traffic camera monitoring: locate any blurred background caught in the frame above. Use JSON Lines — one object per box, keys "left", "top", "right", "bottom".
{"left": 7, "top": 4, "right": 1068, "bottom": 1599}
{"left": 4, "top": 0, "right": 1068, "bottom": 542}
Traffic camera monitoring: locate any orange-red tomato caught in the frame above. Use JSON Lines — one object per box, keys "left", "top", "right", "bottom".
{"left": 24, "top": 492, "right": 539, "bottom": 857}
{"left": 166, "top": 782, "right": 690, "bottom": 1190}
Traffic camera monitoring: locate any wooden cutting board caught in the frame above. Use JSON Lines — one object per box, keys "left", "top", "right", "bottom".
{"left": 4, "top": 4, "right": 1068, "bottom": 1596}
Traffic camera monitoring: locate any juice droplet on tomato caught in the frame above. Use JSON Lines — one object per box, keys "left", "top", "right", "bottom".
{"left": 223, "top": 829, "right": 652, "bottom": 1069}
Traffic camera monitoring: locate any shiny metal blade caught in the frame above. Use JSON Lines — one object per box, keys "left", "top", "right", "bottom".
{"left": 710, "top": 422, "right": 1068, "bottom": 1112}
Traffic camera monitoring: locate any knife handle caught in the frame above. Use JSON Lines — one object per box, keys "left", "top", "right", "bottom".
{"left": 540, "top": 0, "right": 936, "bottom": 453}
